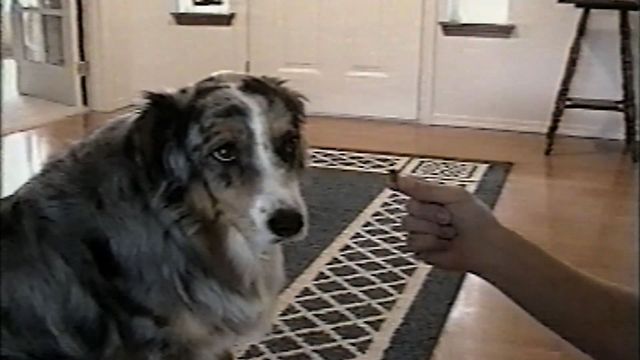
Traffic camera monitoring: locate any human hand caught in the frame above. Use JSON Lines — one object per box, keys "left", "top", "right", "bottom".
{"left": 392, "top": 176, "right": 512, "bottom": 274}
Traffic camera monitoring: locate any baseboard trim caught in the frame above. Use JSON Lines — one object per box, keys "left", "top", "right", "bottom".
{"left": 429, "top": 114, "right": 624, "bottom": 140}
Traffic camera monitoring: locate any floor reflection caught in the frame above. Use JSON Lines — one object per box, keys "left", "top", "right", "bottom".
{"left": 2, "top": 133, "right": 47, "bottom": 196}
{"left": 1, "top": 109, "right": 132, "bottom": 197}
{"left": 2, "top": 59, "right": 84, "bottom": 135}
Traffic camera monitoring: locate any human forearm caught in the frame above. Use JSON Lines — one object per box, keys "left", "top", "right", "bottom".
{"left": 476, "top": 229, "right": 639, "bottom": 360}
{"left": 394, "top": 178, "right": 639, "bottom": 359}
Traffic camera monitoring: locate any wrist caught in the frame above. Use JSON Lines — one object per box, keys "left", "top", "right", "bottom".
{"left": 469, "top": 226, "right": 524, "bottom": 280}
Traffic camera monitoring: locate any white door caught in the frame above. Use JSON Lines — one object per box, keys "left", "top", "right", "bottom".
{"left": 249, "top": 0, "right": 423, "bottom": 120}
{"left": 11, "top": 0, "right": 83, "bottom": 106}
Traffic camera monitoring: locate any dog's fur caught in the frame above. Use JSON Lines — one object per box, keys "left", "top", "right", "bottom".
{"left": 0, "top": 73, "right": 308, "bottom": 360}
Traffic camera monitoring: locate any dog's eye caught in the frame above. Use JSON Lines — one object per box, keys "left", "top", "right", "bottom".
{"left": 276, "top": 134, "right": 299, "bottom": 164}
{"left": 211, "top": 144, "right": 237, "bottom": 163}
{"left": 282, "top": 136, "right": 299, "bottom": 156}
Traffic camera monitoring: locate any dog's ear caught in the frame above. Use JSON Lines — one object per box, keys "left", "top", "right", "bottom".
{"left": 260, "top": 76, "right": 308, "bottom": 125}
{"left": 131, "top": 91, "right": 191, "bottom": 181}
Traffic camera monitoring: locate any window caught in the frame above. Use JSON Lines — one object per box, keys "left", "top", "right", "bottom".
{"left": 175, "top": 0, "right": 230, "bottom": 14}
{"left": 439, "top": 0, "right": 514, "bottom": 38}
{"left": 172, "top": 0, "right": 234, "bottom": 26}
{"left": 444, "top": 0, "right": 510, "bottom": 24}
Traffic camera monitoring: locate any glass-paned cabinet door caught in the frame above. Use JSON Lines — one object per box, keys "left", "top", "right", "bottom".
{"left": 17, "top": 0, "right": 62, "bottom": 9}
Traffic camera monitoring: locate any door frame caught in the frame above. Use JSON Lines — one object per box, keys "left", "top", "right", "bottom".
{"left": 76, "top": 0, "right": 88, "bottom": 106}
{"left": 418, "top": 0, "right": 439, "bottom": 125}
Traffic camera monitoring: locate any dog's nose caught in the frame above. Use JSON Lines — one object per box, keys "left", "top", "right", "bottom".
{"left": 268, "top": 209, "right": 304, "bottom": 238}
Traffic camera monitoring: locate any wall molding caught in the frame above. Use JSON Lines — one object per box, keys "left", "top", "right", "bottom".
{"left": 429, "top": 113, "right": 624, "bottom": 139}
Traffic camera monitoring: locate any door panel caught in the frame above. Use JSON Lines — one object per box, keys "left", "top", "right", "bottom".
{"left": 250, "top": 0, "right": 332, "bottom": 111}
{"left": 12, "top": 0, "right": 82, "bottom": 106}
{"left": 280, "top": 0, "right": 320, "bottom": 68}
{"left": 250, "top": 0, "right": 423, "bottom": 119}
{"left": 21, "top": 12, "right": 63, "bottom": 64}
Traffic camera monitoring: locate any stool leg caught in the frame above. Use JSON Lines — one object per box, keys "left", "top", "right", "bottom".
{"left": 545, "top": 9, "right": 591, "bottom": 156}
{"left": 619, "top": 10, "right": 638, "bottom": 162}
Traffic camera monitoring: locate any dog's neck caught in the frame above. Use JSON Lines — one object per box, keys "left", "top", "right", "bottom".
{"left": 149, "top": 180, "right": 283, "bottom": 296}
{"left": 193, "top": 213, "right": 283, "bottom": 295}
{"left": 226, "top": 226, "right": 280, "bottom": 283}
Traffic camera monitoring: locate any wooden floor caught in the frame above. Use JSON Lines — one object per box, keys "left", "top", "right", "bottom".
{"left": 2, "top": 113, "right": 638, "bottom": 359}
{"left": 1, "top": 59, "right": 85, "bottom": 136}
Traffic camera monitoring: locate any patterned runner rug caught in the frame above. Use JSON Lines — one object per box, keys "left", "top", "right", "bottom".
{"left": 238, "top": 148, "right": 511, "bottom": 360}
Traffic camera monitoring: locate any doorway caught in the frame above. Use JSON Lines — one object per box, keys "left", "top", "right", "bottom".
{"left": 2, "top": 0, "right": 86, "bottom": 135}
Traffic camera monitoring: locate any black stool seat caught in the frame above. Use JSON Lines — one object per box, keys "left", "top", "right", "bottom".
{"left": 559, "top": 0, "right": 639, "bottom": 10}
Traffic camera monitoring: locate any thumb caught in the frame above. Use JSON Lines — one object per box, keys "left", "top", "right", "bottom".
{"left": 394, "top": 176, "right": 467, "bottom": 204}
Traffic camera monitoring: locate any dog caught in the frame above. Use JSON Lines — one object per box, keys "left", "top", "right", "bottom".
{"left": 0, "top": 72, "right": 308, "bottom": 360}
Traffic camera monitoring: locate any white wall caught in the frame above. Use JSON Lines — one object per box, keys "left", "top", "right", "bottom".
{"left": 86, "top": 0, "right": 246, "bottom": 111}
{"left": 127, "top": 0, "right": 246, "bottom": 94}
{"left": 2, "top": 0, "right": 13, "bottom": 55}
{"left": 88, "top": 0, "right": 637, "bottom": 140}
{"left": 426, "top": 0, "right": 639, "bottom": 139}
{"left": 85, "top": 0, "right": 135, "bottom": 111}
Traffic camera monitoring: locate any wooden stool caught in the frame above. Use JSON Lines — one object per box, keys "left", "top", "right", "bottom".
{"left": 545, "top": 0, "right": 639, "bottom": 161}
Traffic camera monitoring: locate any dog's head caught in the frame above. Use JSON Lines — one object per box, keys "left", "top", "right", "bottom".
{"left": 131, "top": 72, "right": 308, "bottom": 251}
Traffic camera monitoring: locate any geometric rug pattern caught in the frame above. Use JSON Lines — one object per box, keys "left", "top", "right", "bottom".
{"left": 238, "top": 149, "right": 490, "bottom": 360}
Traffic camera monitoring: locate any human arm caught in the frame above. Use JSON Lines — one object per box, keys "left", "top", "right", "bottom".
{"left": 394, "top": 176, "right": 639, "bottom": 360}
